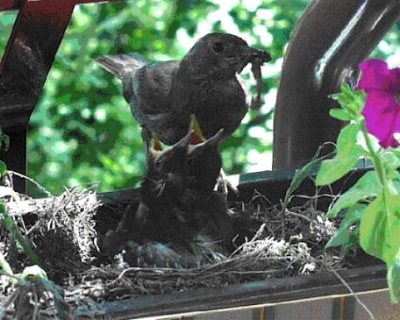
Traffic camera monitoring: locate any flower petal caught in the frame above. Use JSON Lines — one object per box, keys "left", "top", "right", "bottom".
{"left": 362, "top": 92, "right": 400, "bottom": 148}
{"left": 356, "top": 59, "right": 399, "bottom": 94}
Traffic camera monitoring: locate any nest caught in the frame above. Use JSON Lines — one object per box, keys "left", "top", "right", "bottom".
{"left": 3, "top": 186, "right": 99, "bottom": 276}
{"left": 0, "top": 180, "right": 374, "bottom": 318}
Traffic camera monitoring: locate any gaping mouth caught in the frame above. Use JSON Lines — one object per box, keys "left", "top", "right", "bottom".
{"left": 149, "top": 115, "right": 205, "bottom": 156}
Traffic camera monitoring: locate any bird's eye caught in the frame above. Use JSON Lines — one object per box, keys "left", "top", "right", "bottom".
{"left": 212, "top": 41, "right": 224, "bottom": 53}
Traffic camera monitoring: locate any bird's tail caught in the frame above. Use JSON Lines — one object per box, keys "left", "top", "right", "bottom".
{"left": 95, "top": 53, "right": 148, "bottom": 82}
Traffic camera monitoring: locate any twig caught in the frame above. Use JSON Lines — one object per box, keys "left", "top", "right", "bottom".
{"left": 291, "top": 193, "right": 338, "bottom": 201}
{"left": 285, "top": 211, "right": 313, "bottom": 222}
{"left": 7, "top": 171, "right": 53, "bottom": 198}
{"left": 109, "top": 267, "right": 150, "bottom": 285}
{"left": 32, "top": 286, "right": 39, "bottom": 320}
{"left": 329, "top": 266, "right": 375, "bottom": 320}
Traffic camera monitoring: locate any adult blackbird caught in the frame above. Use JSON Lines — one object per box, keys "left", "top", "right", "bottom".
{"left": 96, "top": 33, "right": 271, "bottom": 145}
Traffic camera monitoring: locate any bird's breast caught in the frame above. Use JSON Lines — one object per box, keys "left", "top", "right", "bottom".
{"left": 190, "top": 76, "right": 249, "bottom": 138}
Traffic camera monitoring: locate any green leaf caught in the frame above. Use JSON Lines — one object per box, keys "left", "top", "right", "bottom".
{"left": 0, "top": 203, "right": 40, "bottom": 265}
{"left": 382, "top": 152, "right": 400, "bottom": 178}
{"left": 21, "top": 265, "right": 48, "bottom": 281}
{"left": 329, "top": 108, "right": 352, "bottom": 121}
{"left": 382, "top": 191, "right": 400, "bottom": 265}
{"left": 282, "top": 144, "right": 325, "bottom": 212}
{"left": 388, "top": 259, "right": 400, "bottom": 303}
{"left": 360, "top": 196, "right": 386, "bottom": 261}
{"left": 42, "top": 278, "right": 72, "bottom": 318}
{"left": 336, "top": 122, "right": 361, "bottom": 155}
{"left": 325, "top": 226, "right": 351, "bottom": 248}
{"left": 387, "top": 177, "right": 400, "bottom": 196}
{"left": 389, "top": 148, "right": 400, "bottom": 160}
{"left": 327, "top": 171, "right": 381, "bottom": 217}
{"left": 315, "top": 145, "right": 364, "bottom": 186}
{"left": 341, "top": 204, "right": 365, "bottom": 226}
{"left": 283, "top": 159, "right": 316, "bottom": 207}
{"left": 2, "top": 135, "right": 10, "bottom": 152}
{"left": 325, "top": 204, "right": 364, "bottom": 248}
{"left": 330, "top": 83, "right": 366, "bottom": 119}
{"left": 0, "top": 161, "right": 6, "bottom": 178}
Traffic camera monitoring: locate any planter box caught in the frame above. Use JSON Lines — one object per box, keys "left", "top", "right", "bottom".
{"left": 73, "top": 166, "right": 397, "bottom": 320}
{"left": 74, "top": 264, "right": 390, "bottom": 320}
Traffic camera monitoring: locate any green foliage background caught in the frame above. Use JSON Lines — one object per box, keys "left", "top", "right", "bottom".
{"left": 0, "top": 0, "right": 399, "bottom": 195}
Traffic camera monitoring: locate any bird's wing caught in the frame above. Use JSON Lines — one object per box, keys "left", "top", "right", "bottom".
{"left": 132, "top": 61, "right": 190, "bottom": 144}
{"left": 96, "top": 53, "right": 148, "bottom": 80}
{"left": 132, "top": 61, "right": 179, "bottom": 113}
{"left": 96, "top": 53, "right": 149, "bottom": 100}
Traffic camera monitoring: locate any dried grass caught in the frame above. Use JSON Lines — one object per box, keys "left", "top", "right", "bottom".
{"left": 0, "top": 180, "right": 353, "bottom": 317}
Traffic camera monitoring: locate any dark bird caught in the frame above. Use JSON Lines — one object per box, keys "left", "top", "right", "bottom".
{"left": 122, "top": 241, "right": 188, "bottom": 269}
{"left": 101, "top": 130, "right": 193, "bottom": 262}
{"left": 102, "top": 130, "right": 235, "bottom": 268}
{"left": 187, "top": 128, "right": 224, "bottom": 194}
{"left": 181, "top": 129, "right": 235, "bottom": 252}
{"left": 115, "top": 129, "right": 193, "bottom": 237}
{"left": 96, "top": 33, "right": 271, "bottom": 146}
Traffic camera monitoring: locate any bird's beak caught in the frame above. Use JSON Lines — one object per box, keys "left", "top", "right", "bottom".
{"left": 172, "top": 129, "right": 193, "bottom": 150}
{"left": 204, "top": 128, "right": 224, "bottom": 148}
{"left": 149, "top": 130, "right": 192, "bottom": 158}
{"left": 248, "top": 47, "right": 272, "bottom": 63}
{"left": 149, "top": 134, "right": 164, "bottom": 158}
{"left": 151, "top": 134, "right": 163, "bottom": 151}
{"left": 188, "top": 128, "right": 224, "bottom": 154}
{"left": 190, "top": 114, "right": 206, "bottom": 144}
{"left": 237, "top": 47, "right": 272, "bottom": 73}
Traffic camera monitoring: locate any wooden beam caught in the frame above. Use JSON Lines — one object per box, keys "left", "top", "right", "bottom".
{"left": 0, "top": 95, "right": 32, "bottom": 129}
{"left": 0, "top": 0, "right": 127, "bottom": 129}
{"left": 77, "top": 0, "right": 127, "bottom": 4}
{"left": 0, "top": 0, "right": 78, "bottom": 192}
{"left": 0, "top": 0, "right": 76, "bottom": 119}
{"left": 0, "top": 0, "right": 126, "bottom": 11}
{"left": 0, "top": 0, "right": 19, "bottom": 11}
{"left": 0, "top": 127, "right": 27, "bottom": 193}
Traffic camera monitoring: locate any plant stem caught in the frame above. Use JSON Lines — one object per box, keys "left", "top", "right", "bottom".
{"left": 0, "top": 203, "right": 40, "bottom": 265}
{"left": 361, "top": 121, "right": 385, "bottom": 187}
{"left": 0, "top": 251, "right": 17, "bottom": 285}
{"left": 361, "top": 121, "right": 394, "bottom": 233}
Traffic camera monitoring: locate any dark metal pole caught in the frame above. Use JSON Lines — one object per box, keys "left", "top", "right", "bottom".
{"left": 273, "top": 0, "right": 400, "bottom": 170}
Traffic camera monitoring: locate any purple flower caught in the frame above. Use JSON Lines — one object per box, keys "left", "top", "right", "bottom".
{"left": 356, "top": 59, "right": 400, "bottom": 148}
